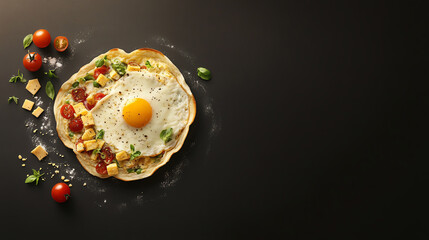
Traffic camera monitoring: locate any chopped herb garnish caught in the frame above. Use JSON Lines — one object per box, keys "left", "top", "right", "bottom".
{"left": 197, "top": 67, "right": 211, "bottom": 80}
{"left": 113, "top": 159, "right": 121, "bottom": 168}
{"left": 129, "top": 144, "right": 141, "bottom": 161}
{"left": 111, "top": 59, "right": 127, "bottom": 76}
{"left": 93, "top": 81, "right": 101, "bottom": 88}
{"left": 127, "top": 167, "right": 142, "bottom": 174}
{"left": 160, "top": 128, "right": 173, "bottom": 144}
{"left": 8, "top": 96, "right": 19, "bottom": 104}
{"left": 25, "top": 169, "right": 44, "bottom": 185}
{"left": 45, "top": 69, "right": 58, "bottom": 78}
{"left": 145, "top": 60, "right": 152, "bottom": 68}
{"left": 96, "top": 129, "right": 105, "bottom": 139}
{"left": 9, "top": 70, "right": 26, "bottom": 83}
{"left": 68, "top": 131, "right": 74, "bottom": 137}
{"left": 92, "top": 148, "right": 101, "bottom": 155}
{"left": 95, "top": 58, "right": 104, "bottom": 68}
{"left": 78, "top": 77, "right": 86, "bottom": 83}
{"left": 71, "top": 82, "right": 79, "bottom": 88}
{"left": 84, "top": 74, "right": 95, "bottom": 81}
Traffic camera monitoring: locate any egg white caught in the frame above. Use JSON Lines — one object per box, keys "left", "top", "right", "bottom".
{"left": 91, "top": 71, "right": 190, "bottom": 156}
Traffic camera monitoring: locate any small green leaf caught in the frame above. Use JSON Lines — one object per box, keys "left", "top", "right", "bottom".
{"left": 9, "top": 70, "right": 26, "bottom": 83}
{"left": 23, "top": 34, "right": 33, "bottom": 49}
{"left": 8, "top": 96, "right": 18, "bottom": 104}
{"left": 130, "top": 144, "right": 135, "bottom": 152}
{"left": 46, "top": 81, "right": 55, "bottom": 100}
{"left": 78, "top": 77, "right": 86, "bottom": 83}
{"left": 135, "top": 168, "right": 142, "bottom": 174}
{"left": 45, "top": 69, "right": 58, "bottom": 78}
{"left": 95, "top": 58, "right": 104, "bottom": 68}
{"left": 197, "top": 67, "right": 211, "bottom": 80}
{"left": 25, "top": 175, "right": 37, "bottom": 183}
{"left": 69, "top": 131, "right": 74, "bottom": 137}
{"left": 145, "top": 60, "right": 152, "bottom": 68}
{"left": 96, "top": 129, "right": 105, "bottom": 139}
{"left": 92, "top": 148, "right": 101, "bottom": 155}
{"left": 72, "top": 82, "right": 79, "bottom": 88}
{"left": 93, "top": 81, "right": 101, "bottom": 88}
{"left": 160, "top": 128, "right": 173, "bottom": 144}
{"left": 127, "top": 168, "right": 134, "bottom": 173}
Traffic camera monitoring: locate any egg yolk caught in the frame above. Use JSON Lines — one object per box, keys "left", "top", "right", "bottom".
{"left": 122, "top": 98, "right": 152, "bottom": 128}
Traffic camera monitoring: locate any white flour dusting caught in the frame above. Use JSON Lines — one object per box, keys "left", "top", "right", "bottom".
{"left": 42, "top": 57, "right": 63, "bottom": 69}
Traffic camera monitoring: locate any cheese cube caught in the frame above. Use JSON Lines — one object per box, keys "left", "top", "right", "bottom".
{"left": 90, "top": 152, "right": 99, "bottom": 161}
{"left": 32, "top": 107, "right": 44, "bottom": 118}
{"left": 106, "top": 163, "right": 118, "bottom": 176}
{"left": 96, "top": 74, "right": 109, "bottom": 87}
{"left": 26, "top": 79, "right": 41, "bottom": 95}
{"left": 110, "top": 70, "right": 120, "bottom": 80}
{"left": 96, "top": 139, "right": 105, "bottom": 149}
{"left": 72, "top": 102, "right": 86, "bottom": 116}
{"left": 115, "top": 151, "right": 130, "bottom": 161}
{"left": 83, "top": 140, "right": 98, "bottom": 151}
{"left": 76, "top": 143, "right": 85, "bottom": 152}
{"left": 86, "top": 94, "right": 95, "bottom": 105}
{"left": 126, "top": 65, "right": 140, "bottom": 72}
{"left": 82, "top": 128, "right": 96, "bottom": 140}
{"left": 22, "top": 99, "right": 34, "bottom": 111}
{"left": 81, "top": 112, "right": 95, "bottom": 127}
{"left": 31, "top": 145, "right": 48, "bottom": 160}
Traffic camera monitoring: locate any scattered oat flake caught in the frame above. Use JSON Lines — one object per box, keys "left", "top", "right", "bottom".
{"left": 55, "top": 170, "right": 59, "bottom": 174}
{"left": 18, "top": 155, "right": 22, "bottom": 159}
{"left": 64, "top": 179, "right": 70, "bottom": 182}
{"left": 61, "top": 176, "right": 65, "bottom": 180}
{"left": 69, "top": 184, "right": 72, "bottom": 187}
{"left": 83, "top": 183, "right": 87, "bottom": 186}
{"left": 22, "top": 164, "right": 25, "bottom": 167}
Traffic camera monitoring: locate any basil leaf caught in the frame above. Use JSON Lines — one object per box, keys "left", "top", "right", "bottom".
{"left": 111, "top": 60, "right": 127, "bottom": 76}
{"left": 84, "top": 74, "right": 95, "bottom": 80}
{"left": 135, "top": 168, "right": 142, "bottom": 174}
{"left": 96, "top": 129, "right": 105, "bottom": 139}
{"left": 93, "top": 82, "right": 101, "bottom": 88}
{"left": 25, "top": 175, "right": 37, "bottom": 183}
{"left": 197, "top": 67, "right": 211, "bottom": 80}
{"left": 72, "top": 82, "right": 79, "bottom": 88}
{"left": 46, "top": 81, "right": 55, "bottom": 100}
{"left": 95, "top": 58, "right": 104, "bottom": 68}
{"left": 8, "top": 96, "right": 18, "bottom": 104}
{"left": 145, "top": 60, "right": 152, "bottom": 68}
{"left": 45, "top": 69, "right": 58, "bottom": 78}
{"left": 160, "top": 128, "right": 173, "bottom": 143}
{"left": 23, "top": 34, "right": 33, "bottom": 49}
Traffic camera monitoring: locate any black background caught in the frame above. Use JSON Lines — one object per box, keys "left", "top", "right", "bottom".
{"left": 0, "top": 0, "right": 427, "bottom": 239}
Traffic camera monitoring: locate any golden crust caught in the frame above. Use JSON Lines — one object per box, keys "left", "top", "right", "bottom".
{"left": 54, "top": 48, "right": 196, "bottom": 181}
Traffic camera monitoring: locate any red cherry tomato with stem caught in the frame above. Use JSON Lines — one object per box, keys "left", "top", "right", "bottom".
{"left": 23, "top": 51, "right": 42, "bottom": 72}
{"left": 33, "top": 29, "right": 51, "bottom": 48}
{"left": 51, "top": 183, "right": 71, "bottom": 203}
{"left": 60, "top": 104, "right": 75, "bottom": 119}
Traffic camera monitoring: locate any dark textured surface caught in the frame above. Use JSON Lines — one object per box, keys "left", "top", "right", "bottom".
{"left": 0, "top": 1, "right": 427, "bottom": 239}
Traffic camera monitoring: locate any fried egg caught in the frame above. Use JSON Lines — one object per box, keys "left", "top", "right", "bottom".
{"left": 91, "top": 71, "right": 190, "bottom": 156}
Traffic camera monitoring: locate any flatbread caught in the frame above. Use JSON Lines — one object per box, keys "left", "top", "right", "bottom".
{"left": 54, "top": 48, "right": 196, "bottom": 181}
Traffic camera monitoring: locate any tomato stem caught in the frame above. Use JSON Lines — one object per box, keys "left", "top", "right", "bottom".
{"left": 27, "top": 51, "right": 37, "bottom": 62}
{"left": 64, "top": 194, "right": 71, "bottom": 200}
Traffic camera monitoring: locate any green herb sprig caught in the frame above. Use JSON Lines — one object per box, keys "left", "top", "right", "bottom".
{"left": 8, "top": 96, "right": 18, "bottom": 104}
{"left": 160, "top": 128, "right": 173, "bottom": 144}
{"left": 45, "top": 69, "right": 58, "bottom": 78}
{"left": 129, "top": 144, "right": 141, "bottom": 161}
{"left": 25, "top": 169, "right": 44, "bottom": 185}
{"left": 9, "top": 70, "right": 26, "bottom": 83}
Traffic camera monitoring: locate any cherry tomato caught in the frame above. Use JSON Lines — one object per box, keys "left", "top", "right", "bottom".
{"left": 69, "top": 117, "right": 83, "bottom": 132}
{"left": 95, "top": 161, "right": 107, "bottom": 175}
{"left": 93, "top": 65, "right": 109, "bottom": 79}
{"left": 101, "top": 146, "right": 115, "bottom": 164}
{"left": 60, "top": 104, "right": 75, "bottom": 119}
{"left": 71, "top": 88, "right": 87, "bottom": 102}
{"left": 54, "top": 36, "right": 68, "bottom": 52}
{"left": 33, "top": 29, "right": 51, "bottom": 48}
{"left": 84, "top": 100, "right": 95, "bottom": 110}
{"left": 51, "top": 183, "right": 70, "bottom": 203}
{"left": 23, "top": 52, "right": 42, "bottom": 72}
{"left": 94, "top": 93, "right": 106, "bottom": 101}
